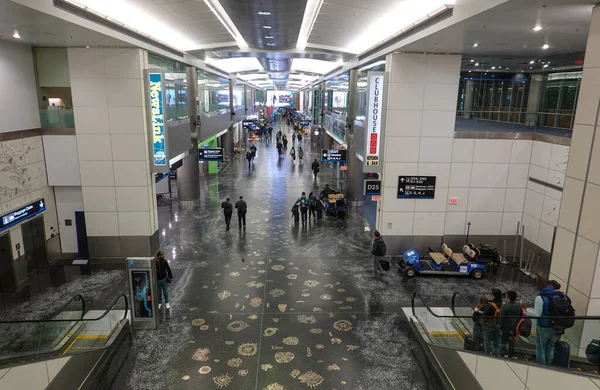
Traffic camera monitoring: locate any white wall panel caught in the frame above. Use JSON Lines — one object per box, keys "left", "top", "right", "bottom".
{"left": 473, "top": 139, "right": 512, "bottom": 163}
{"left": 42, "top": 135, "right": 81, "bottom": 186}
{"left": 54, "top": 187, "right": 83, "bottom": 253}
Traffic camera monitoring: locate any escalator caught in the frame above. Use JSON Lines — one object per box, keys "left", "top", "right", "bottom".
{"left": 0, "top": 294, "right": 131, "bottom": 390}
{"left": 408, "top": 292, "right": 600, "bottom": 390}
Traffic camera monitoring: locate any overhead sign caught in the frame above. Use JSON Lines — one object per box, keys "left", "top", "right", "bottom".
{"left": 1, "top": 199, "right": 45, "bottom": 232}
{"left": 300, "top": 120, "right": 311, "bottom": 126}
{"left": 364, "top": 180, "right": 381, "bottom": 196}
{"left": 363, "top": 72, "right": 388, "bottom": 173}
{"left": 242, "top": 120, "right": 257, "bottom": 129}
{"left": 199, "top": 148, "right": 224, "bottom": 162}
{"left": 397, "top": 176, "right": 436, "bottom": 199}
{"left": 145, "top": 70, "right": 169, "bottom": 173}
{"left": 322, "top": 149, "right": 347, "bottom": 163}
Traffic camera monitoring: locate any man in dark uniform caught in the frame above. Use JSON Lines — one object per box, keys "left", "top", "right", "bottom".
{"left": 235, "top": 196, "right": 247, "bottom": 229}
{"left": 221, "top": 196, "right": 233, "bottom": 230}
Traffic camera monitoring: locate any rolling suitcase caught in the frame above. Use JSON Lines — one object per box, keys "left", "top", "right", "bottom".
{"left": 552, "top": 340, "right": 570, "bottom": 368}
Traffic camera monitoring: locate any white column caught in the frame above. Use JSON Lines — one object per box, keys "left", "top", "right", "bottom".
{"left": 68, "top": 48, "right": 158, "bottom": 259}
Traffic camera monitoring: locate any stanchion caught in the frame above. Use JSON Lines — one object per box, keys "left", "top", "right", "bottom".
{"left": 500, "top": 239, "right": 510, "bottom": 265}
{"left": 512, "top": 222, "right": 520, "bottom": 265}
{"left": 518, "top": 224, "right": 525, "bottom": 269}
{"left": 521, "top": 249, "right": 532, "bottom": 275}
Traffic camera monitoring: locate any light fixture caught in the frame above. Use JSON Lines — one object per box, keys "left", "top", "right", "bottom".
{"left": 265, "top": 35, "right": 274, "bottom": 39}
{"left": 533, "top": 25, "right": 543, "bottom": 32}
{"left": 530, "top": 67, "right": 533, "bottom": 69}
{"left": 543, "top": 64, "right": 549, "bottom": 68}
{"left": 13, "top": 29, "right": 20, "bottom": 39}
{"left": 529, "top": 60, "right": 535, "bottom": 64}
{"left": 267, "top": 43, "right": 275, "bottom": 46}
{"left": 542, "top": 44, "right": 549, "bottom": 49}
{"left": 263, "top": 25, "right": 272, "bottom": 29}
{"left": 258, "top": 10, "right": 271, "bottom": 15}
{"left": 85, "top": 45, "right": 90, "bottom": 49}
{"left": 470, "top": 59, "right": 474, "bottom": 63}
{"left": 491, "top": 66, "right": 496, "bottom": 70}
{"left": 474, "top": 63, "right": 479, "bottom": 66}
{"left": 357, "top": 60, "right": 386, "bottom": 71}
{"left": 498, "top": 66, "right": 502, "bottom": 69}
{"left": 297, "top": 0, "right": 325, "bottom": 50}
{"left": 473, "top": 43, "right": 479, "bottom": 47}
{"left": 468, "top": 70, "right": 472, "bottom": 73}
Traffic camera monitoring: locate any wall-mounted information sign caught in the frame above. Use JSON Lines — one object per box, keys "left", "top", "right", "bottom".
{"left": 363, "top": 72, "right": 388, "bottom": 173}
{"left": 242, "top": 120, "right": 257, "bottom": 129}
{"left": 322, "top": 149, "right": 347, "bottom": 163}
{"left": 199, "top": 148, "right": 224, "bottom": 162}
{"left": 300, "top": 120, "right": 311, "bottom": 126}
{"left": 145, "top": 70, "right": 169, "bottom": 173}
{"left": 397, "top": 176, "right": 436, "bottom": 199}
{"left": 364, "top": 180, "right": 381, "bottom": 196}
{"left": 0, "top": 199, "right": 45, "bottom": 232}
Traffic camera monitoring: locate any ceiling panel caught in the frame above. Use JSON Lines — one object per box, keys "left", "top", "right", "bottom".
{"left": 218, "top": 0, "right": 307, "bottom": 50}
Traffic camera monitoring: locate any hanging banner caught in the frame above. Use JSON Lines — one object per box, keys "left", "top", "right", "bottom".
{"left": 363, "top": 71, "right": 388, "bottom": 173}
{"left": 145, "top": 70, "right": 169, "bottom": 173}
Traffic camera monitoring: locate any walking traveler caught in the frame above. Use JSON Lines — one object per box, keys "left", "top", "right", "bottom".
{"left": 482, "top": 288, "right": 503, "bottom": 355}
{"left": 221, "top": 197, "right": 233, "bottom": 230}
{"left": 155, "top": 251, "right": 173, "bottom": 309}
{"left": 235, "top": 196, "right": 248, "bottom": 229}
{"left": 295, "top": 192, "right": 310, "bottom": 224}
{"left": 311, "top": 159, "right": 320, "bottom": 180}
{"left": 371, "top": 231, "right": 387, "bottom": 276}
{"left": 499, "top": 290, "right": 521, "bottom": 357}
{"left": 308, "top": 192, "right": 318, "bottom": 223}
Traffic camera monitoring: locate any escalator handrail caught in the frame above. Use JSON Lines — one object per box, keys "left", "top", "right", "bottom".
{"left": 0, "top": 294, "right": 128, "bottom": 324}
{"left": 0, "top": 294, "right": 86, "bottom": 323}
{"left": 411, "top": 292, "right": 600, "bottom": 321}
{"left": 451, "top": 291, "right": 476, "bottom": 316}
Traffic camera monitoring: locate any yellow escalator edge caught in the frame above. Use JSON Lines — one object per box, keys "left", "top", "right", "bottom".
{"left": 62, "top": 335, "right": 108, "bottom": 355}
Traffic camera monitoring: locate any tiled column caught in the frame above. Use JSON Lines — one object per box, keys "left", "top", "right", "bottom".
{"left": 378, "top": 53, "right": 461, "bottom": 239}
{"left": 549, "top": 6, "right": 600, "bottom": 351}
{"left": 68, "top": 48, "right": 159, "bottom": 260}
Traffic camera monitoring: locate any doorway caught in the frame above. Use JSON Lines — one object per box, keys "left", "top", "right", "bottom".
{"left": 75, "top": 211, "right": 89, "bottom": 259}
{"left": 22, "top": 216, "right": 47, "bottom": 274}
{"left": 0, "top": 233, "right": 13, "bottom": 294}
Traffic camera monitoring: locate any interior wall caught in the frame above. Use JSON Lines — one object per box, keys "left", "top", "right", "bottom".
{"left": 34, "top": 48, "right": 71, "bottom": 87}
{"left": 0, "top": 41, "right": 40, "bottom": 132}
{"left": 54, "top": 187, "right": 83, "bottom": 253}
{"left": 42, "top": 135, "right": 81, "bottom": 186}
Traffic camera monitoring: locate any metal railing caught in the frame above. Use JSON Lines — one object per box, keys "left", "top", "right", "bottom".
{"left": 39, "top": 106, "right": 74, "bottom": 129}
{"left": 456, "top": 109, "right": 575, "bottom": 135}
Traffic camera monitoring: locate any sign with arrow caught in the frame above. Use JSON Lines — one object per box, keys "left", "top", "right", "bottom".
{"left": 0, "top": 198, "right": 46, "bottom": 232}
{"left": 321, "top": 149, "right": 347, "bottom": 163}
{"left": 397, "top": 176, "right": 436, "bottom": 199}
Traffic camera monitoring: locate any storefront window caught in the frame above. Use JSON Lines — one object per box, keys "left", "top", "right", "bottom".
{"left": 197, "top": 69, "right": 230, "bottom": 114}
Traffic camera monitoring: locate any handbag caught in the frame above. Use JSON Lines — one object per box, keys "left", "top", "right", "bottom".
{"left": 379, "top": 258, "right": 391, "bottom": 271}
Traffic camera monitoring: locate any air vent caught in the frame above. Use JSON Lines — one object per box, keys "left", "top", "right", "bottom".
{"left": 53, "top": 0, "right": 184, "bottom": 57}
{"left": 358, "top": 7, "right": 453, "bottom": 61}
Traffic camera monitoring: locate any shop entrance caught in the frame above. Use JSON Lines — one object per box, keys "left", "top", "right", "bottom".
{"left": 22, "top": 216, "right": 47, "bottom": 274}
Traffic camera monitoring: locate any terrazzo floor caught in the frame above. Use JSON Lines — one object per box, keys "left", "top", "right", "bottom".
{"left": 0, "top": 122, "right": 539, "bottom": 390}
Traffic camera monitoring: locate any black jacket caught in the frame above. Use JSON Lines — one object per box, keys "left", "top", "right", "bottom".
{"left": 156, "top": 258, "right": 172, "bottom": 281}
{"left": 482, "top": 298, "right": 503, "bottom": 329}
{"left": 311, "top": 161, "right": 320, "bottom": 172}
{"left": 235, "top": 200, "right": 247, "bottom": 215}
{"left": 371, "top": 237, "right": 387, "bottom": 256}
{"left": 221, "top": 201, "right": 233, "bottom": 215}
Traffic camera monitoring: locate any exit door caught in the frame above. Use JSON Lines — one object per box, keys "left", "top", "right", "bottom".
{"left": 22, "top": 216, "right": 47, "bottom": 274}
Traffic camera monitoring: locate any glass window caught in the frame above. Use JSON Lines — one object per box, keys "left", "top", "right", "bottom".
{"left": 197, "top": 69, "right": 230, "bottom": 114}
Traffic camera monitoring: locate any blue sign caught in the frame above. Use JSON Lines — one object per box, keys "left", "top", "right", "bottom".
{"left": 149, "top": 73, "right": 166, "bottom": 167}
{"left": 1, "top": 199, "right": 45, "bottom": 232}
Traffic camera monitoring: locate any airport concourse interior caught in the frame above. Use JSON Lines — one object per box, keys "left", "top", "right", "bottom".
{"left": 3, "top": 0, "right": 600, "bottom": 389}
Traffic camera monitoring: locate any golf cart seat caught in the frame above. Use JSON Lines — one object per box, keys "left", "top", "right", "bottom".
{"left": 430, "top": 244, "right": 452, "bottom": 265}
{"left": 451, "top": 245, "right": 472, "bottom": 265}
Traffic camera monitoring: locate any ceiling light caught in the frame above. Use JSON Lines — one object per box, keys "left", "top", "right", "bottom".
{"left": 85, "top": 45, "right": 90, "bottom": 49}
{"left": 474, "top": 63, "right": 479, "bottom": 66}
{"left": 542, "top": 44, "right": 549, "bottom": 49}
{"left": 267, "top": 43, "right": 275, "bottom": 46}
{"left": 473, "top": 43, "right": 478, "bottom": 47}
{"left": 263, "top": 25, "right": 272, "bottom": 29}
{"left": 468, "top": 70, "right": 472, "bottom": 73}
{"left": 491, "top": 66, "right": 496, "bottom": 70}
{"left": 529, "top": 60, "right": 535, "bottom": 64}
{"left": 297, "top": 0, "right": 325, "bottom": 50}
{"left": 506, "top": 68, "right": 509, "bottom": 69}
{"left": 498, "top": 66, "right": 502, "bottom": 69}
{"left": 470, "top": 59, "right": 474, "bottom": 63}
{"left": 543, "top": 64, "right": 549, "bottom": 68}
{"left": 358, "top": 60, "right": 386, "bottom": 71}
{"left": 13, "top": 29, "right": 20, "bottom": 39}
{"left": 533, "top": 25, "right": 543, "bottom": 32}
{"left": 265, "top": 35, "right": 274, "bottom": 39}
{"left": 530, "top": 67, "right": 533, "bottom": 69}
{"left": 258, "top": 11, "right": 271, "bottom": 15}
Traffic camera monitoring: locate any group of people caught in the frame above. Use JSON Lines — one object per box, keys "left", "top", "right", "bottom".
{"left": 220, "top": 196, "right": 248, "bottom": 230}
{"left": 292, "top": 191, "right": 320, "bottom": 224}
{"left": 471, "top": 278, "right": 574, "bottom": 366}
{"left": 245, "top": 144, "right": 257, "bottom": 168}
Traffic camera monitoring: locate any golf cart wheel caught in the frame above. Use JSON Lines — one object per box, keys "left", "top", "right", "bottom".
{"left": 404, "top": 266, "right": 416, "bottom": 278}
{"left": 470, "top": 269, "right": 484, "bottom": 280}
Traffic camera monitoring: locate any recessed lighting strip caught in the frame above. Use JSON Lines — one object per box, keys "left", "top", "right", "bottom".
{"left": 203, "top": 0, "right": 248, "bottom": 49}
{"left": 296, "top": 0, "right": 325, "bottom": 50}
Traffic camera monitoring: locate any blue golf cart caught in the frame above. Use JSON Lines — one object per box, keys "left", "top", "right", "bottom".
{"left": 399, "top": 244, "right": 487, "bottom": 279}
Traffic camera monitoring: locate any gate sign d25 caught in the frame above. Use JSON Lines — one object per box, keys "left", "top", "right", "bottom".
{"left": 364, "top": 180, "right": 381, "bottom": 196}
{"left": 397, "top": 176, "right": 436, "bottom": 199}
{"left": 322, "top": 149, "right": 347, "bottom": 163}
{"left": 363, "top": 71, "right": 388, "bottom": 173}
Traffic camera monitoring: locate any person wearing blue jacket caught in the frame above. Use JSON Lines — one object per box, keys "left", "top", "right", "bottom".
{"left": 534, "top": 278, "right": 559, "bottom": 364}
{"left": 295, "top": 192, "right": 310, "bottom": 224}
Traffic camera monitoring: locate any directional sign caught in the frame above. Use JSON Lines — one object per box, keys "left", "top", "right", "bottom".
{"left": 242, "top": 120, "right": 257, "bottom": 129}
{"left": 322, "top": 149, "right": 347, "bottom": 163}
{"left": 1, "top": 199, "right": 45, "bottom": 232}
{"left": 300, "top": 120, "right": 311, "bottom": 126}
{"left": 199, "top": 148, "right": 224, "bottom": 162}
{"left": 397, "top": 176, "right": 436, "bottom": 199}
{"left": 364, "top": 180, "right": 381, "bottom": 196}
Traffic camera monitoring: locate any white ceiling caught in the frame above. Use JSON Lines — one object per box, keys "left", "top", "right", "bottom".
{"left": 0, "top": 0, "right": 130, "bottom": 47}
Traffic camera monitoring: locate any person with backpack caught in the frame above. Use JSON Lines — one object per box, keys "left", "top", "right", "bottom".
{"left": 290, "top": 146, "right": 296, "bottom": 162}
{"left": 311, "top": 159, "right": 320, "bottom": 180}
{"left": 221, "top": 196, "right": 233, "bottom": 231}
{"left": 245, "top": 150, "right": 252, "bottom": 168}
{"left": 297, "top": 132, "right": 303, "bottom": 143}
{"left": 371, "top": 230, "right": 387, "bottom": 276}
{"left": 534, "top": 278, "right": 575, "bottom": 365}
{"left": 499, "top": 290, "right": 522, "bottom": 357}
{"left": 308, "top": 192, "right": 318, "bottom": 223}
{"left": 482, "top": 288, "right": 503, "bottom": 355}
{"left": 298, "top": 146, "right": 304, "bottom": 161}
{"left": 235, "top": 196, "right": 247, "bottom": 229}
{"left": 291, "top": 203, "right": 300, "bottom": 224}
{"left": 468, "top": 296, "right": 488, "bottom": 352}
{"left": 295, "top": 192, "right": 310, "bottom": 224}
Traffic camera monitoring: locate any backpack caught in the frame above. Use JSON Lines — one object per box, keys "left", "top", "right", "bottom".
{"left": 541, "top": 292, "right": 576, "bottom": 330}
{"left": 515, "top": 309, "right": 532, "bottom": 338}
{"left": 483, "top": 302, "right": 501, "bottom": 328}
{"left": 380, "top": 241, "right": 387, "bottom": 256}
{"left": 586, "top": 339, "right": 600, "bottom": 364}
{"left": 300, "top": 197, "right": 307, "bottom": 208}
